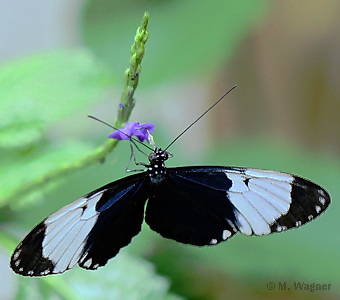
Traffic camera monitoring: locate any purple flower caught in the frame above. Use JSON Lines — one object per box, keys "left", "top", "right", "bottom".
{"left": 108, "top": 122, "right": 154, "bottom": 143}
{"left": 119, "top": 103, "right": 124, "bottom": 109}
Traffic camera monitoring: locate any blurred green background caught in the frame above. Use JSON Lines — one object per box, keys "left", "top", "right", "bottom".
{"left": 0, "top": 0, "right": 339, "bottom": 299}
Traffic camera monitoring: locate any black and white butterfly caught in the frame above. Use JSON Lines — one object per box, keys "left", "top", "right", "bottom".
{"left": 10, "top": 146, "right": 330, "bottom": 276}
{"left": 10, "top": 88, "right": 330, "bottom": 276}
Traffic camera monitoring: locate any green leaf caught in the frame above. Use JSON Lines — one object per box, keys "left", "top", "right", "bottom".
{"left": 0, "top": 49, "right": 114, "bottom": 207}
{"left": 63, "top": 252, "right": 182, "bottom": 300}
{"left": 0, "top": 142, "right": 94, "bottom": 208}
{"left": 11, "top": 254, "right": 183, "bottom": 300}
{"left": 0, "top": 120, "right": 44, "bottom": 149}
{"left": 0, "top": 49, "right": 113, "bottom": 127}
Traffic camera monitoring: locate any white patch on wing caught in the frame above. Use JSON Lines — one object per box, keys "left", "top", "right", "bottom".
{"left": 250, "top": 179, "right": 291, "bottom": 202}
{"left": 248, "top": 180, "right": 291, "bottom": 214}
{"left": 41, "top": 269, "right": 49, "bottom": 276}
{"left": 234, "top": 211, "right": 252, "bottom": 235}
{"left": 230, "top": 193, "right": 271, "bottom": 235}
{"left": 243, "top": 192, "right": 280, "bottom": 224}
{"left": 319, "top": 197, "right": 326, "bottom": 205}
{"left": 245, "top": 169, "right": 293, "bottom": 182}
{"left": 228, "top": 173, "right": 249, "bottom": 193}
{"left": 318, "top": 189, "right": 327, "bottom": 198}
{"left": 224, "top": 169, "right": 294, "bottom": 236}
{"left": 210, "top": 239, "right": 218, "bottom": 245}
{"left": 93, "top": 263, "right": 99, "bottom": 269}
{"left": 222, "top": 230, "right": 231, "bottom": 240}
{"left": 13, "top": 249, "right": 21, "bottom": 260}
{"left": 226, "top": 219, "right": 238, "bottom": 232}
{"left": 276, "top": 225, "right": 287, "bottom": 232}
{"left": 42, "top": 191, "right": 104, "bottom": 273}
{"left": 83, "top": 258, "right": 92, "bottom": 268}
{"left": 295, "top": 221, "right": 302, "bottom": 227}
{"left": 47, "top": 197, "right": 87, "bottom": 223}
{"left": 43, "top": 211, "right": 81, "bottom": 257}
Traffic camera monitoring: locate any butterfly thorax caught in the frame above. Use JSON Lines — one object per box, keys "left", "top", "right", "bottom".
{"left": 147, "top": 148, "right": 169, "bottom": 184}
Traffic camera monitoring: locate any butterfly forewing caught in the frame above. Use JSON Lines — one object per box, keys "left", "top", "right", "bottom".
{"left": 270, "top": 175, "right": 330, "bottom": 231}
{"left": 225, "top": 167, "right": 330, "bottom": 234}
{"left": 145, "top": 166, "right": 330, "bottom": 246}
{"left": 11, "top": 173, "right": 149, "bottom": 276}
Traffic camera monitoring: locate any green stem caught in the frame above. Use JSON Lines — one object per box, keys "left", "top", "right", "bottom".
{"left": 115, "top": 12, "right": 149, "bottom": 127}
{"left": 7, "top": 12, "right": 149, "bottom": 207}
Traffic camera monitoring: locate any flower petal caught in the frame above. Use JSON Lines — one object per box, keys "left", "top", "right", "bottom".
{"left": 108, "top": 122, "right": 138, "bottom": 140}
{"left": 108, "top": 122, "right": 155, "bottom": 143}
{"left": 134, "top": 123, "right": 154, "bottom": 142}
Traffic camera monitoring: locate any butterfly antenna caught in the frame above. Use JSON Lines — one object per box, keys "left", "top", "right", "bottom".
{"left": 164, "top": 84, "right": 237, "bottom": 151}
{"left": 88, "top": 115, "right": 115, "bottom": 129}
{"left": 88, "top": 115, "right": 153, "bottom": 151}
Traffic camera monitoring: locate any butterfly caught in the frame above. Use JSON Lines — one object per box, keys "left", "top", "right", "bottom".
{"left": 10, "top": 90, "right": 331, "bottom": 276}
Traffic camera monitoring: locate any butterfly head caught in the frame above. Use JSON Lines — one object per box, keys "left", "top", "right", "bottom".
{"left": 148, "top": 148, "right": 169, "bottom": 163}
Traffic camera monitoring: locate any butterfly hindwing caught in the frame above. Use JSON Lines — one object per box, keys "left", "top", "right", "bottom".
{"left": 145, "top": 166, "right": 330, "bottom": 246}
{"left": 146, "top": 167, "right": 239, "bottom": 246}
{"left": 78, "top": 175, "right": 149, "bottom": 270}
{"left": 11, "top": 173, "right": 149, "bottom": 276}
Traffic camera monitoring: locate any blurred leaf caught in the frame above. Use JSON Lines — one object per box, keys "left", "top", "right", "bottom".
{"left": 82, "top": 0, "right": 269, "bottom": 84}
{"left": 0, "top": 49, "right": 113, "bottom": 128}
{"left": 0, "top": 120, "right": 44, "bottom": 149}
{"left": 14, "top": 277, "right": 80, "bottom": 300}
{"left": 0, "top": 49, "right": 115, "bottom": 207}
{"left": 147, "top": 240, "right": 251, "bottom": 300}
{"left": 62, "top": 252, "right": 182, "bottom": 300}
{"left": 0, "top": 142, "right": 94, "bottom": 208}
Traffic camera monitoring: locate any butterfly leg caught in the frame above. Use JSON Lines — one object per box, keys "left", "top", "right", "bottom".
{"left": 125, "top": 140, "right": 148, "bottom": 172}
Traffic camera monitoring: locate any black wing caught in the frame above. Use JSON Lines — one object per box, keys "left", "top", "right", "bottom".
{"left": 145, "top": 166, "right": 330, "bottom": 246}
{"left": 11, "top": 173, "right": 149, "bottom": 276}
